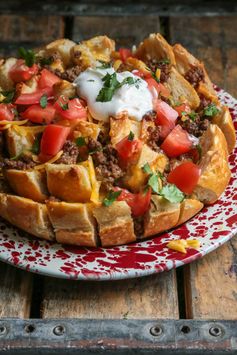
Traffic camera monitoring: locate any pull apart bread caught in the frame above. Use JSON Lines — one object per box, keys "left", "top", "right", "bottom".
{"left": 0, "top": 33, "right": 235, "bottom": 247}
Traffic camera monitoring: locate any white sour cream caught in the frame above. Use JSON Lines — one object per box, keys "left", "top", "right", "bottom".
{"left": 74, "top": 67, "right": 153, "bottom": 122}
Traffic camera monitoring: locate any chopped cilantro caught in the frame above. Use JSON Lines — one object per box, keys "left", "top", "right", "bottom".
{"left": 87, "top": 79, "right": 95, "bottom": 82}
{"left": 1, "top": 90, "right": 15, "bottom": 104}
{"left": 18, "top": 47, "right": 35, "bottom": 67}
{"left": 142, "top": 163, "right": 153, "bottom": 175}
{"left": 76, "top": 137, "right": 86, "bottom": 147}
{"left": 203, "top": 103, "right": 220, "bottom": 117}
{"left": 188, "top": 111, "right": 198, "bottom": 121}
{"left": 31, "top": 135, "right": 42, "bottom": 155}
{"left": 39, "top": 57, "right": 53, "bottom": 66}
{"left": 96, "top": 61, "right": 111, "bottom": 69}
{"left": 158, "top": 58, "right": 170, "bottom": 65}
{"left": 103, "top": 190, "right": 122, "bottom": 207}
{"left": 148, "top": 174, "right": 160, "bottom": 194}
{"left": 40, "top": 94, "right": 47, "bottom": 109}
{"left": 59, "top": 102, "right": 69, "bottom": 110}
{"left": 128, "top": 131, "right": 134, "bottom": 141}
{"left": 181, "top": 111, "right": 187, "bottom": 116}
{"left": 159, "top": 184, "right": 184, "bottom": 203}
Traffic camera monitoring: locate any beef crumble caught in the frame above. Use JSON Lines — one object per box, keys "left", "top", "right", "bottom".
{"left": 88, "top": 138, "right": 124, "bottom": 191}
{"left": 185, "top": 66, "right": 204, "bottom": 88}
{"left": 178, "top": 115, "right": 209, "bottom": 137}
{"left": 2, "top": 155, "right": 36, "bottom": 170}
{"left": 52, "top": 65, "right": 84, "bottom": 82}
{"left": 133, "top": 216, "right": 144, "bottom": 237}
{"left": 56, "top": 140, "right": 80, "bottom": 165}
{"left": 145, "top": 59, "right": 170, "bottom": 82}
{"left": 147, "top": 125, "right": 161, "bottom": 152}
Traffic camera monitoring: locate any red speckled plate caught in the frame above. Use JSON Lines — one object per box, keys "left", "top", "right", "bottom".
{"left": 0, "top": 87, "right": 236, "bottom": 280}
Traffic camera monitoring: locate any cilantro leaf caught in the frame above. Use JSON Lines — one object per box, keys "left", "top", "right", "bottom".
{"left": 142, "top": 163, "right": 153, "bottom": 175}
{"left": 203, "top": 103, "right": 220, "bottom": 117}
{"left": 96, "top": 61, "right": 111, "bottom": 69}
{"left": 103, "top": 190, "right": 122, "bottom": 207}
{"left": 148, "top": 174, "right": 160, "bottom": 194}
{"left": 1, "top": 90, "right": 15, "bottom": 104}
{"left": 128, "top": 131, "right": 134, "bottom": 141}
{"left": 31, "top": 135, "right": 42, "bottom": 155}
{"left": 158, "top": 58, "right": 170, "bottom": 65}
{"left": 40, "top": 94, "right": 47, "bottom": 109}
{"left": 59, "top": 102, "right": 69, "bottom": 110}
{"left": 159, "top": 184, "right": 184, "bottom": 203}
{"left": 76, "top": 137, "right": 86, "bottom": 147}
{"left": 39, "top": 57, "right": 53, "bottom": 66}
{"left": 18, "top": 47, "right": 35, "bottom": 67}
{"left": 188, "top": 111, "right": 198, "bottom": 121}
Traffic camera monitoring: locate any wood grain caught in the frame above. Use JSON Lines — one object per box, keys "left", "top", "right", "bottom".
{"left": 72, "top": 16, "right": 160, "bottom": 47}
{"left": 170, "top": 16, "right": 237, "bottom": 319}
{"left": 42, "top": 271, "right": 179, "bottom": 319}
{"left": 0, "top": 261, "right": 33, "bottom": 317}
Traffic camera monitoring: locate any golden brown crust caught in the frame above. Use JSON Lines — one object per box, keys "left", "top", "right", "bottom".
{"left": 92, "top": 201, "right": 136, "bottom": 246}
{"left": 212, "top": 106, "right": 236, "bottom": 154}
{"left": 143, "top": 196, "right": 180, "bottom": 238}
{"left": 46, "top": 201, "right": 97, "bottom": 247}
{"left": 45, "top": 163, "right": 92, "bottom": 203}
{"left": 0, "top": 58, "right": 17, "bottom": 91}
{"left": 193, "top": 124, "right": 231, "bottom": 204}
{"left": 0, "top": 193, "right": 54, "bottom": 240}
{"left": 109, "top": 117, "right": 141, "bottom": 146}
{"left": 136, "top": 33, "right": 176, "bottom": 65}
{"left": 166, "top": 67, "right": 200, "bottom": 109}
{"left": 176, "top": 199, "right": 204, "bottom": 227}
{"left": 45, "top": 38, "right": 76, "bottom": 67}
{"left": 4, "top": 169, "right": 48, "bottom": 202}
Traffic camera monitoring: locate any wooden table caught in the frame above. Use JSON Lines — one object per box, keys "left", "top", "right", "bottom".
{"left": 0, "top": 2, "right": 236, "bottom": 353}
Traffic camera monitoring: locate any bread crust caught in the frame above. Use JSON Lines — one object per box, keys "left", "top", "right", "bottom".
{"left": 176, "top": 199, "right": 204, "bottom": 227}
{"left": 0, "top": 193, "right": 54, "bottom": 240}
{"left": 4, "top": 169, "right": 48, "bottom": 202}
{"left": 193, "top": 124, "right": 231, "bottom": 204}
{"left": 212, "top": 106, "right": 236, "bottom": 154}
{"left": 92, "top": 201, "right": 136, "bottom": 246}
{"left": 143, "top": 196, "right": 180, "bottom": 237}
{"left": 46, "top": 201, "right": 97, "bottom": 247}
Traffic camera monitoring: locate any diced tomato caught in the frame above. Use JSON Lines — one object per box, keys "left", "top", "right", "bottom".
{"left": 116, "top": 187, "right": 151, "bottom": 217}
{"left": 0, "top": 103, "right": 16, "bottom": 121}
{"left": 40, "top": 124, "right": 70, "bottom": 157}
{"left": 167, "top": 161, "right": 201, "bottom": 194}
{"left": 21, "top": 103, "right": 55, "bottom": 124}
{"left": 15, "top": 87, "right": 53, "bottom": 105}
{"left": 174, "top": 103, "right": 191, "bottom": 117}
{"left": 116, "top": 135, "right": 142, "bottom": 163}
{"left": 188, "top": 147, "right": 201, "bottom": 164}
{"left": 161, "top": 125, "right": 193, "bottom": 158}
{"left": 145, "top": 78, "right": 170, "bottom": 99}
{"left": 133, "top": 70, "right": 152, "bottom": 79}
{"left": 54, "top": 97, "right": 87, "bottom": 120}
{"left": 119, "top": 48, "right": 133, "bottom": 62}
{"left": 38, "top": 69, "right": 61, "bottom": 89}
{"left": 9, "top": 59, "right": 38, "bottom": 83}
{"left": 155, "top": 100, "right": 179, "bottom": 139}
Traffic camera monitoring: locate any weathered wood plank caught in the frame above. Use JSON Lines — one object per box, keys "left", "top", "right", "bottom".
{"left": 170, "top": 16, "right": 237, "bottom": 319}
{"left": 42, "top": 271, "right": 179, "bottom": 319}
{"left": 0, "top": 262, "right": 33, "bottom": 318}
{"left": 72, "top": 16, "right": 160, "bottom": 47}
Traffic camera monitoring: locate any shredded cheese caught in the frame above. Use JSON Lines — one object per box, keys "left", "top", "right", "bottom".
{"left": 155, "top": 68, "right": 161, "bottom": 81}
{"left": 0, "top": 119, "right": 28, "bottom": 126}
{"left": 167, "top": 239, "right": 200, "bottom": 254}
{"left": 88, "top": 155, "right": 101, "bottom": 204}
{"left": 34, "top": 150, "right": 63, "bottom": 170}
{"left": 113, "top": 59, "right": 122, "bottom": 71}
{"left": 0, "top": 124, "right": 11, "bottom": 131}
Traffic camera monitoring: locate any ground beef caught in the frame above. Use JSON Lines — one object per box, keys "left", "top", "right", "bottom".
{"left": 197, "top": 95, "right": 212, "bottom": 114}
{"left": 145, "top": 59, "right": 170, "bottom": 83}
{"left": 178, "top": 116, "right": 209, "bottom": 137}
{"left": 88, "top": 138, "right": 124, "bottom": 191}
{"left": 147, "top": 125, "right": 161, "bottom": 152}
{"left": 143, "top": 110, "right": 157, "bottom": 121}
{"left": 185, "top": 66, "right": 205, "bottom": 88}
{"left": 53, "top": 65, "right": 83, "bottom": 82}
{"left": 133, "top": 216, "right": 144, "bottom": 237}
{"left": 2, "top": 155, "right": 36, "bottom": 170}
{"left": 56, "top": 140, "right": 80, "bottom": 165}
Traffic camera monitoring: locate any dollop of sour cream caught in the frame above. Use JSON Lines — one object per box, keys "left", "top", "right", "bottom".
{"left": 74, "top": 67, "right": 153, "bottom": 122}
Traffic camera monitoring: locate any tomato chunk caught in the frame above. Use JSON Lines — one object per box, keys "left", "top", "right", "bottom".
{"left": 21, "top": 103, "right": 55, "bottom": 124}
{"left": 116, "top": 135, "right": 142, "bottom": 163}
{"left": 155, "top": 100, "right": 179, "bottom": 139}
{"left": 133, "top": 69, "right": 152, "bottom": 79}
{"left": 40, "top": 124, "right": 70, "bottom": 157}
{"left": 116, "top": 187, "right": 151, "bottom": 217}
{"left": 0, "top": 103, "right": 16, "bottom": 121}
{"left": 119, "top": 48, "right": 133, "bottom": 62}
{"left": 15, "top": 87, "right": 53, "bottom": 105}
{"left": 38, "top": 69, "right": 61, "bottom": 89}
{"left": 161, "top": 125, "right": 193, "bottom": 158}
{"left": 167, "top": 161, "right": 201, "bottom": 194}
{"left": 9, "top": 59, "right": 38, "bottom": 83}
{"left": 146, "top": 78, "right": 170, "bottom": 99}
{"left": 54, "top": 97, "right": 87, "bottom": 120}
{"left": 174, "top": 103, "right": 191, "bottom": 117}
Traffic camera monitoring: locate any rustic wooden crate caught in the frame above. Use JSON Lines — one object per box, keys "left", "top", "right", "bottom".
{"left": 0, "top": 2, "right": 236, "bottom": 354}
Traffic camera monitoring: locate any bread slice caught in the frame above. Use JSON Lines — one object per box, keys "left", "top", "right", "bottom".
{"left": 0, "top": 58, "right": 17, "bottom": 90}
{"left": 0, "top": 193, "right": 54, "bottom": 240}
{"left": 143, "top": 195, "right": 180, "bottom": 237}
{"left": 45, "top": 38, "right": 76, "bottom": 67}
{"left": 166, "top": 67, "right": 200, "bottom": 109}
{"left": 110, "top": 117, "right": 141, "bottom": 146}
{"left": 45, "top": 163, "right": 92, "bottom": 202}
{"left": 193, "top": 124, "right": 231, "bottom": 204}
{"left": 176, "top": 199, "right": 204, "bottom": 227}
{"left": 4, "top": 169, "right": 48, "bottom": 202}
{"left": 136, "top": 33, "right": 176, "bottom": 65}
{"left": 92, "top": 201, "right": 136, "bottom": 246}
{"left": 46, "top": 200, "right": 97, "bottom": 247}
{"left": 212, "top": 106, "right": 236, "bottom": 154}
